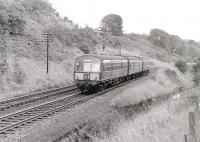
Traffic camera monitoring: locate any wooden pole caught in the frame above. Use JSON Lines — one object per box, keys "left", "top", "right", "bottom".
{"left": 47, "top": 34, "right": 49, "bottom": 74}
{"left": 43, "top": 33, "right": 52, "bottom": 74}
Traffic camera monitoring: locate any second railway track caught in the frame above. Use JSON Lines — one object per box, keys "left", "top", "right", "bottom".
{"left": 0, "top": 85, "right": 79, "bottom": 112}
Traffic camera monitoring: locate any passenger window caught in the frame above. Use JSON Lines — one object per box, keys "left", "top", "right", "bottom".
{"left": 112, "top": 60, "right": 122, "bottom": 70}
{"left": 122, "top": 60, "right": 128, "bottom": 68}
{"left": 103, "top": 60, "right": 111, "bottom": 71}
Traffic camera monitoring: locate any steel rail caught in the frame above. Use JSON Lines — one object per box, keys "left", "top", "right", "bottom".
{"left": 0, "top": 85, "right": 78, "bottom": 111}
{"left": 0, "top": 92, "right": 82, "bottom": 135}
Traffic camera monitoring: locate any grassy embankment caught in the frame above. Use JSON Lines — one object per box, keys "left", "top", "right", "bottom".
{"left": 53, "top": 60, "right": 194, "bottom": 142}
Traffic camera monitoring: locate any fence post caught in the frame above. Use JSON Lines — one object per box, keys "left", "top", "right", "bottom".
{"left": 194, "top": 96, "right": 200, "bottom": 142}
{"left": 189, "top": 111, "right": 198, "bottom": 142}
{"left": 184, "top": 134, "right": 187, "bottom": 142}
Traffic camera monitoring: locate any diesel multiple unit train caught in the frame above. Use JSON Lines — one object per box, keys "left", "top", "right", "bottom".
{"left": 74, "top": 54, "right": 151, "bottom": 91}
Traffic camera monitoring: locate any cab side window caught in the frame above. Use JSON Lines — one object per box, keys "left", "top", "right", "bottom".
{"left": 75, "top": 62, "right": 83, "bottom": 71}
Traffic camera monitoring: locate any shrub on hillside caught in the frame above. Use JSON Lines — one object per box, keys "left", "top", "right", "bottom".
{"left": 13, "top": 60, "right": 26, "bottom": 84}
{"left": 192, "top": 62, "right": 200, "bottom": 86}
{"left": 0, "top": 4, "right": 26, "bottom": 34}
{"left": 79, "top": 44, "right": 90, "bottom": 54}
{"left": 22, "top": 0, "right": 54, "bottom": 14}
{"left": 175, "top": 60, "right": 187, "bottom": 73}
{"left": 8, "top": 15, "right": 26, "bottom": 34}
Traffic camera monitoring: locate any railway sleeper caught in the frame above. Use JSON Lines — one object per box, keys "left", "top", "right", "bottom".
{"left": 0, "top": 125, "right": 8, "bottom": 128}
{"left": 40, "top": 115, "right": 49, "bottom": 118}
{"left": 19, "top": 114, "right": 35, "bottom": 117}
{"left": 7, "top": 129, "right": 15, "bottom": 132}
{"left": 0, "top": 119, "right": 14, "bottom": 123}
{"left": 0, "top": 106, "right": 10, "bottom": 110}
{"left": 8, "top": 118, "right": 25, "bottom": 121}
{"left": 2, "top": 119, "right": 19, "bottom": 123}
{"left": 33, "top": 109, "right": 52, "bottom": 112}
{"left": 0, "top": 123, "right": 12, "bottom": 126}
{"left": 0, "top": 122, "right": 11, "bottom": 125}
{"left": 0, "top": 122, "right": 12, "bottom": 126}
{"left": 16, "top": 114, "right": 33, "bottom": 117}
{"left": 3, "top": 131, "right": 15, "bottom": 135}
{"left": 23, "top": 112, "right": 38, "bottom": 116}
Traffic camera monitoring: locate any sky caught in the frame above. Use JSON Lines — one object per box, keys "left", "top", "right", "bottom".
{"left": 48, "top": 0, "right": 200, "bottom": 41}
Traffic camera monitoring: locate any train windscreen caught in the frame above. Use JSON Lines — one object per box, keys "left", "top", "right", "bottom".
{"left": 75, "top": 62, "right": 100, "bottom": 72}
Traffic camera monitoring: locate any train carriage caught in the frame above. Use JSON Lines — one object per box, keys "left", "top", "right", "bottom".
{"left": 126, "top": 56, "right": 143, "bottom": 75}
{"left": 101, "top": 56, "right": 128, "bottom": 81}
{"left": 74, "top": 54, "right": 150, "bottom": 91}
{"left": 74, "top": 54, "right": 128, "bottom": 89}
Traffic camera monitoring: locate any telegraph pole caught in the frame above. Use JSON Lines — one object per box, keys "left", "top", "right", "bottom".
{"left": 43, "top": 33, "right": 52, "bottom": 74}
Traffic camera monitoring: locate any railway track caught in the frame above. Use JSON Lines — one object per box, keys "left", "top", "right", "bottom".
{"left": 0, "top": 85, "right": 78, "bottom": 112}
{"left": 0, "top": 69, "right": 156, "bottom": 136}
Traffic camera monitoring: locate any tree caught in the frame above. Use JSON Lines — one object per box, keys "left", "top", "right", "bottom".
{"left": 148, "top": 29, "right": 170, "bottom": 49}
{"left": 22, "top": 0, "right": 54, "bottom": 14}
{"left": 175, "top": 60, "right": 187, "bottom": 73}
{"left": 192, "top": 62, "right": 200, "bottom": 86}
{"left": 100, "top": 14, "right": 123, "bottom": 36}
{"left": 7, "top": 15, "right": 26, "bottom": 34}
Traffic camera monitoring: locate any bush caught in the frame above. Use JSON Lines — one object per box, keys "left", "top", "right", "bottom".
{"left": 175, "top": 60, "right": 187, "bottom": 73}
{"left": 79, "top": 44, "right": 90, "bottom": 54}
{"left": 13, "top": 60, "right": 26, "bottom": 84}
{"left": 192, "top": 62, "right": 200, "bottom": 86}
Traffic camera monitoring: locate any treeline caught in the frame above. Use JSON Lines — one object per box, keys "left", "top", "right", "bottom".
{"left": 0, "top": 0, "right": 74, "bottom": 35}
{"left": 1, "top": 0, "right": 200, "bottom": 62}
{"left": 147, "top": 29, "right": 200, "bottom": 60}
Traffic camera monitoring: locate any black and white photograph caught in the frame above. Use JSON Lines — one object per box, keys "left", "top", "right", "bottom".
{"left": 0, "top": 0, "right": 200, "bottom": 142}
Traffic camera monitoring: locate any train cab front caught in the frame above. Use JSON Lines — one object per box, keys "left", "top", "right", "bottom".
{"left": 74, "top": 55, "right": 101, "bottom": 92}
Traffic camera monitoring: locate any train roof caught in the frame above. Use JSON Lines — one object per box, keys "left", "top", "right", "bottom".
{"left": 75, "top": 54, "right": 145, "bottom": 61}
{"left": 75, "top": 54, "right": 127, "bottom": 61}
{"left": 126, "top": 56, "right": 144, "bottom": 60}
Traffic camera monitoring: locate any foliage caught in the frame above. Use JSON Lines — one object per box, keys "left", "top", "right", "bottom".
{"left": 175, "top": 60, "right": 187, "bottom": 73}
{"left": 13, "top": 60, "right": 26, "bottom": 84}
{"left": 8, "top": 15, "right": 26, "bottom": 34}
{"left": 192, "top": 62, "right": 200, "bottom": 86}
{"left": 100, "top": 14, "right": 123, "bottom": 36}
{"left": 79, "top": 44, "right": 90, "bottom": 54}
{"left": 0, "top": 0, "right": 27, "bottom": 35}
{"left": 148, "top": 29, "right": 169, "bottom": 48}
{"left": 148, "top": 29, "right": 186, "bottom": 56}
{"left": 21, "top": 0, "right": 55, "bottom": 14}
{"left": 147, "top": 28, "right": 200, "bottom": 61}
